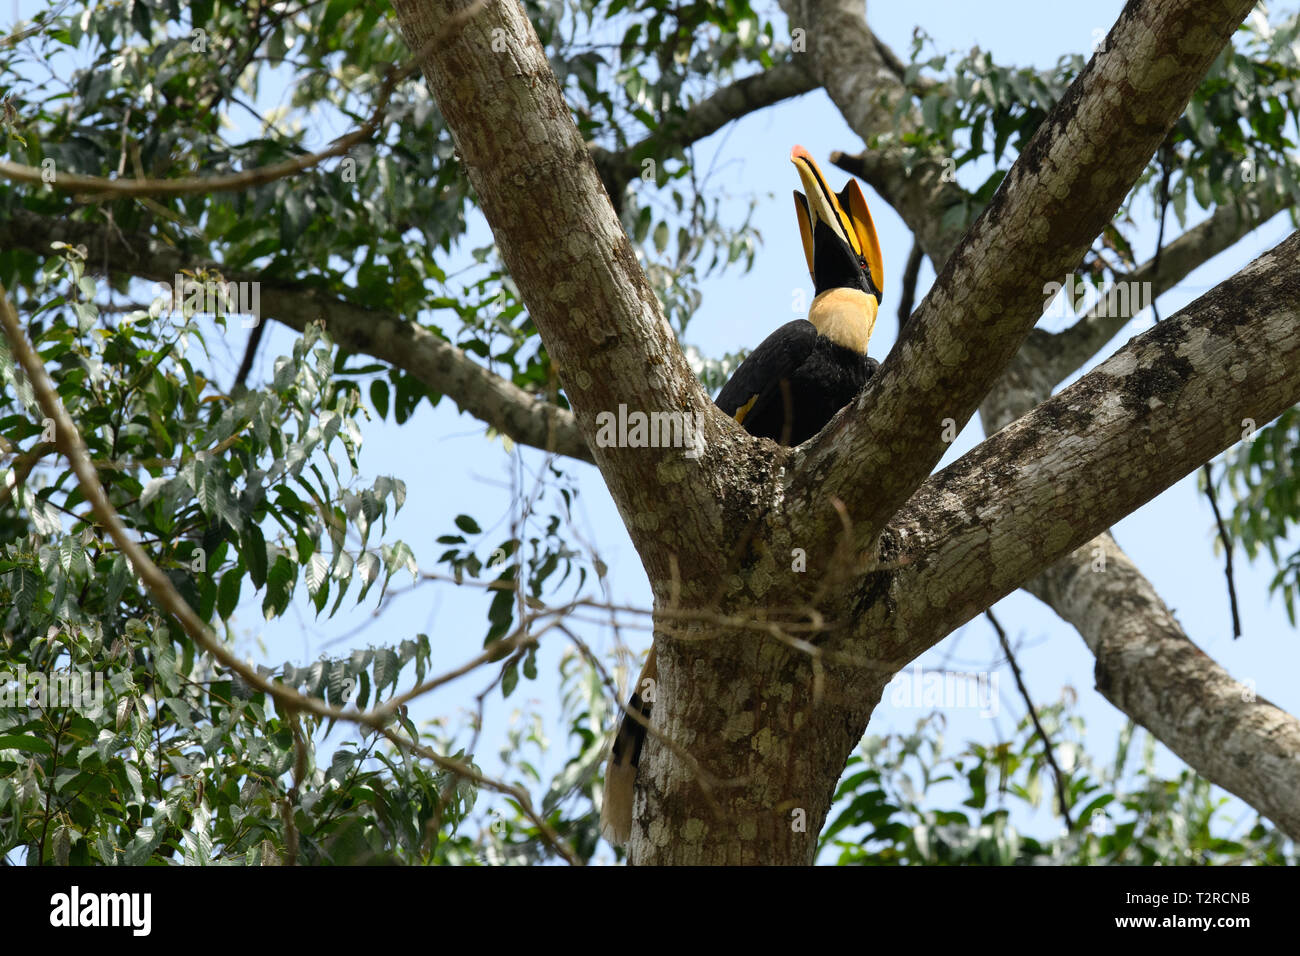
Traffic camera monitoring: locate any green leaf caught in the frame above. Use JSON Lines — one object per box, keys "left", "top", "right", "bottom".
{"left": 262, "top": 554, "right": 295, "bottom": 620}
{"left": 373, "top": 647, "right": 400, "bottom": 694}
{"left": 217, "top": 567, "right": 242, "bottom": 620}
{"left": 1193, "top": 174, "right": 1213, "bottom": 209}
{"left": 356, "top": 551, "right": 381, "bottom": 602}
{"left": 9, "top": 566, "right": 41, "bottom": 619}
{"left": 0, "top": 735, "right": 53, "bottom": 755}
{"left": 305, "top": 553, "right": 329, "bottom": 594}
{"left": 653, "top": 221, "right": 669, "bottom": 253}
{"left": 320, "top": 0, "right": 353, "bottom": 36}
{"left": 370, "top": 379, "right": 390, "bottom": 419}
{"left": 243, "top": 523, "right": 269, "bottom": 589}
{"left": 485, "top": 582, "right": 515, "bottom": 644}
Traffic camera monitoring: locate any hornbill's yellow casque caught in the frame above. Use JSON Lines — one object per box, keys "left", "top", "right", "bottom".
{"left": 600, "top": 146, "right": 886, "bottom": 846}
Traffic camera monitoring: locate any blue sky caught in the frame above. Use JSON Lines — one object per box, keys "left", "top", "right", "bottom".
{"left": 9, "top": 0, "right": 1298, "bottom": 860}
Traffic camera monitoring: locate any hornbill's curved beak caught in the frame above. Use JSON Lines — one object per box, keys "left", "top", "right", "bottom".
{"left": 791, "top": 145, "right": 885, "bottom": 303}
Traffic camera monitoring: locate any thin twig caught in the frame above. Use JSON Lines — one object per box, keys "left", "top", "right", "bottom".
{"left": 1148, "top": 134, "right": 1175, "bottom": 325}
{"left": 985, "top": 609, "right": 1073, "bottom": 829}
{"left": 897, "top": 241, "right": 924, "bottom": 332}
{"left": 1202, "top": 461, "right": 1243, "bottom": 639}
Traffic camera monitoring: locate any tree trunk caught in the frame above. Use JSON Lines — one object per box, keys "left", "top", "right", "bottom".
{"left": 630, "top": 607, "right": 887, "bottom": 864}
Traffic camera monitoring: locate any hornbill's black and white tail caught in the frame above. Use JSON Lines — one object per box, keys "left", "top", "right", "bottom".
{"left": 600, "top": 646, "right": 656, "bottom": 846}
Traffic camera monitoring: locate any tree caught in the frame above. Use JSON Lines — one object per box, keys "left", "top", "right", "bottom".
{"left": 0, "top": 0, "right": 1297, "bottom": 865}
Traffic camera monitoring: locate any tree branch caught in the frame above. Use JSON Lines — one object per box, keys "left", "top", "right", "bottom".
{"left": 0, "top": 0, "right": 492, "bottom": 199}
{"left": 390, "top": 0, "right": 737, "bottom": 585}
{"left": 881, "top": 230, "right": 1300, "bottom": 664}
{"left": 589, "top": 60, "right": 817, "bottom": 203}
{"left": 1026, "top": 533, "right": 1300, "bottom": 840}
{"left": 791, "top": 0, "right": 1260, "bottom": 548}
{"left": 985, "top": 609, "right": 1073, "bottom": 829}
{"left": 895, "top": 240, "right": 924, "bottom": 335}
{"left": 0, "top": 209, "right": 594, "bottom": 463}
{"left": 1201, "top": 461, "right": 1243, "bottom": 639}
{"left": 978, "top": 182, "right": 1293, "bottom": 449}
{"left": 0, "top": 55, "right": 405, "bottom": 198}
{"left": 1043, "top": 186, "right": 1294, "bottom": 384}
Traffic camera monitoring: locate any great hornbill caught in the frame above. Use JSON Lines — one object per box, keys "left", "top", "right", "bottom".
{"left": 600, "top": 146, "right": 886, "bottom": 847}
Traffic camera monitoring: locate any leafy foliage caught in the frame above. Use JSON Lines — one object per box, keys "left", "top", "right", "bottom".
{"left": 0, "top": 233, "right": 606, "bottom": 866}
{"left": 889, "top": 13, "right": 1300, "bottom": 288}
{"left": 0, "top": 0, "right": 775, "bottom": 414}
{"left": 0, "top": 250, "right": 459, "bottom": 864}
{"left": 824, "top": 701, "right": 1294, "bottom": 866}
{"left": 1222, "top": 409, "right": 1300, "bottom": 624}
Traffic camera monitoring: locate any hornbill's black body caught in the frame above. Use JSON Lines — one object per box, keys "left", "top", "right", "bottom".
{"left": 600, "top": 146, "right": 886, "bottom": 847}
{"left": 714, "top": 144, "right": 884, "bottom": 445}
{"left": 714, "top": 322, "right": 877, "bottom": 446}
